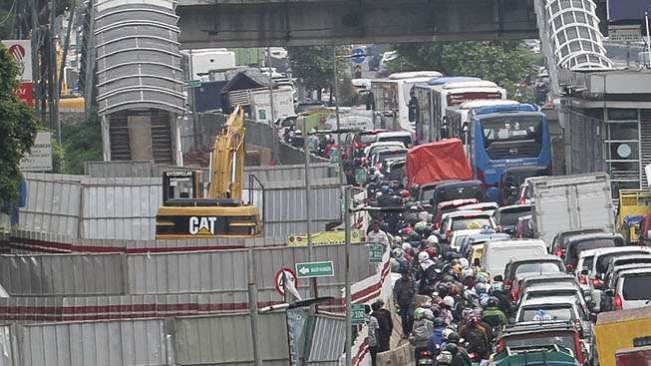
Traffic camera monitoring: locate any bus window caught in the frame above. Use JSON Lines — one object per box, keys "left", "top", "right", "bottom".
{"left": 480, "top": 116, "right": 543, "bottom": 158}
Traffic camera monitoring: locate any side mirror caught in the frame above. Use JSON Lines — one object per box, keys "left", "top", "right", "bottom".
{"left": 580, "top": 269, "right": 589, "bottom": 276}
{"left": 493, "top": 275, "right": 504, "bottom": 282}
{"left": 473, "top": 258, "right": 481, "bottom": 267}
{"left": 589, "top": 313, "right": 598, "bottom": 322}
{"left": 604, "top": 289, "right": 615, "bottom": 297}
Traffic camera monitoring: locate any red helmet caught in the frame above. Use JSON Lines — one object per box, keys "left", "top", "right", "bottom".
{"left": 425, "top": 247, "right": 437, "bottom": 258}
{"left": 400, "top": 189, "right": 411, "bottom": 198}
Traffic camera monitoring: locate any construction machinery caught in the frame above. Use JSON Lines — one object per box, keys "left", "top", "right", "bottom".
{"left": 155, "top": 106, "right": 262, "bottom": 239}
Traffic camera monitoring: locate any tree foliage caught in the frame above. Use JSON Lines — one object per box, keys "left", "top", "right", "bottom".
{"left": 60, "top": 113, "right": 102, "bottom": 174}
{"left": 388, "top": 41, "right": 538, "bottom": 101}
{"left": 0, "top": 43, "right": 38, "bottom": 213}
{"left": 288, "top": 45, "right": 348, "bottom": 100}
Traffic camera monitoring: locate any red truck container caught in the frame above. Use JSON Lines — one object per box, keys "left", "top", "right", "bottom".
{"left": 405, "top": 138, "right": 472, "bottom": 187}
{"left": 616, "top": 346, "right": 651, "bottom": 366}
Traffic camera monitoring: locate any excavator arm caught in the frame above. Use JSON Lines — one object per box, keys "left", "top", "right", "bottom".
{"left": 155, "top": 106, "right": 262, "bottom": 239}
{"left": 209, "top": 106, "right": 245, "bottom": 201}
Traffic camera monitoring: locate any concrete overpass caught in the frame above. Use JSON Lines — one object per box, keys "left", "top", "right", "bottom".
{"left": 177, "top": 0, "right": 540, "bottom": 48}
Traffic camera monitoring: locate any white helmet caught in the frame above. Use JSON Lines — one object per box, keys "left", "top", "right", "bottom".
{"left": 418, "top": 211, "right": 429, "bottom": 222}
{"left": 427, "top": 235, "right": 440, "bottom": 245}
{"left": 443, "top": 296, "right": 455, "bottom": 308}
{"left": 418, "top": 251, "right": 430, "bottom": 263}
{"left": 402, "top": 243, "right": 411, "bottom": 252}
{"left": 392, "top": 248, "right": 404, "bottom": 259}
{"left": 459, "top": 258, "right": 469, "bottom": 269}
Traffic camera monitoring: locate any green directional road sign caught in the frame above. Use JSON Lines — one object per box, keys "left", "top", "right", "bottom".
{"left": 186, "top": 79, "right": 201, "bottom": 88}
{"left": 295, "top": 261, "right": 335, "bottom": 278}
{"left": 368, "top": 244, "right": 384, "bottom": 263}
{"left": 351, "top": 303, "right": 367, "bottom": 325}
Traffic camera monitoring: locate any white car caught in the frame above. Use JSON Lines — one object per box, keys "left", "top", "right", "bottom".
{"left": 364, "top": 141, "right": 405, "bottom": 160}
{"left": 586, "top": 247, "right": 651, "bottom": 311}
{"left": 607, "top": 267, "right": 651, "bottom": 310}
{"left": 515, "top": 295, "right": 593, "bottom": 340}
{"left": 449, "top": 229, "right": 483, "bottom": 250}
{"left": 481, "top": 239, "right": 547, "bottom": 279}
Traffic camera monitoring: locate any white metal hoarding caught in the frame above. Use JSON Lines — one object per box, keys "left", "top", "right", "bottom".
{"left": 19, "top": 132, "right": 53, "bottom": 172}
{"left": 1, "top": 40, "right": 32, "bottom": 81}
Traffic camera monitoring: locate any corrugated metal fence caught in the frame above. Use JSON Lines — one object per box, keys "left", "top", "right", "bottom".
{"left": 21, "top": 167, "right": 340, "bottom": 242}
{"left": 0, "top": 244, "right": 374, "bottom": 304}
{"left": 0, "top": 312, "right": 290, "bottom": 366}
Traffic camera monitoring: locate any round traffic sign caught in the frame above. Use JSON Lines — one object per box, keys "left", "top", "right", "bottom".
{"left": 351, "top": 48, "right": 366, "bottom": 65}
{"left": 274, "top": 267, "right": 298, "bottom": 296}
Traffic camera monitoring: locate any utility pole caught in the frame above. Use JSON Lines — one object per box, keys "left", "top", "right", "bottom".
{"left": 332, "top": 47, "right": 345, "bottom": 189}
{"left": 29, "top": 0, "right": 41, "bottom": 119}
{"left": 302, "top": 119, "right": 318, "bottom": 301}
{"left": 266, "top": 47, "right": 278, "bottom": 163}
{"left": 343, "top": 185, "right": 352, "bottom": 366}
{"left": 48, "top": 0, "right": 59, "bottom": 133}
{"left": 188, "top": 49, "right": 199, "bottom": 147}
{"left": 57, "top": 0, "right": 77, "bottom": 144}
{"left": 247, "top": 249, "right": 263, "bottom": 366}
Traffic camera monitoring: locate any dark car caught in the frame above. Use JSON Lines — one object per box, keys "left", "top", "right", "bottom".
{"left": 550, "top": 228, "right": 607, "bottom": 258}
{"left": 499, "top": 166, "right": 549, "bottom": 205}
{"left": 563, "top": 233, "right": 625, "bottom": 272}
{"left": 497, "top": 321, "right": 589, "bottom": 365}
{"left": 494, "top": 204, "right": 533, "bottom": 235}
{"left": 423, "top": 180, "right": 484, "bottom": 213}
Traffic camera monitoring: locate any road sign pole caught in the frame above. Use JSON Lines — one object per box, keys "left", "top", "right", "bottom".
{"left": 302, "top": 117, "right": 318, "bottom": 302}
{"left": 344, "top": 185, "right": 352, "bottom": 366}
{"left": 247, "top": 249, "right": 263, "bottom": 366}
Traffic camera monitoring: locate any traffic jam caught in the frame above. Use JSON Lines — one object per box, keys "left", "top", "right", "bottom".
{"left": 300, "top": 72, "right": 651, "bottom": 366}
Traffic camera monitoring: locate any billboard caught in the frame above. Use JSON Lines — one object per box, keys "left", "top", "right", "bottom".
{"left": 608, "top": 0, "right": 651, "bottom": 23}
{"left": 1, "top": 40, "right": 32, "bottom": 81}
{"left": 20, "top": 132, "right": 53, "bottom": 172}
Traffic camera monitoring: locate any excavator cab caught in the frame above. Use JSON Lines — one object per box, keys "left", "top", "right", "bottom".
{"left": 155, "top": 107, "right": 262, "bottom": 239}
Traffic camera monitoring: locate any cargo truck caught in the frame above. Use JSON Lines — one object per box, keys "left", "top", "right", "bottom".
{"left": 524, "top": 173, "right": 615, "bottom": 247}
{"left": 595, "top": 306, "right": 651, "bottom": 366}
{"left": 616, "top": 346, "right": 651, "bottom": 366}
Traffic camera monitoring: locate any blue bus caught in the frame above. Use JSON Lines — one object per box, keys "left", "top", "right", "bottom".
{"left": 468, "top": 104, "right": 552, "bottom": 201}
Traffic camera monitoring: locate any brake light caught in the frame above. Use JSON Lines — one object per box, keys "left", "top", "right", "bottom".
{"left": 592, "top": 278, "right": 603, "bottom": 289}
{"left": 566, "top": 264, "right": 575, "bottom": 273}
{"left": 496, "top": 339, "right": 506, "bottom": 354}
{"left": 511, "top": 287, "right": 520, "bottom": 301}
{"left": 445, "top": 230, "right": 452, "bottom": 241}
{"left": 504, "top": 279, "right": 513, "bottom": 291}
{"left": 420, "top": 351, "right": 432, "bottom": 357}
{"left": 434, "top": 222, "right": 441, "bottom": 230}
{"left": 614, "top": 294, "right": 623, "bottom": 310}
{"left": 578, "top": 275, "right": 587, "bottom": 285}
{"left": 554, "top": 248, "right": 565, "bottom": 258}
{"left": 574, "top": 334, "right": 586, "bottom": 365}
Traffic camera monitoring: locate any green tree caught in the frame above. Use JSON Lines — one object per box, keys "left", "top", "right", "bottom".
{"left": 0, "top": 43, "right": 38, "bottom": 213}
{"left": 60, "top": 112, "right": 102, "bottom": 174}
{"left": 387, "top": 41, "right": 538, "bottom": 101}
{"left": 288, "top": 45, "right": 348, "bottom": 101}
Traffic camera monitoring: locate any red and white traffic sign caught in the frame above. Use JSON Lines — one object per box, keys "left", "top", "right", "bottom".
{"left": 1, "top": 40, "right": 32, "bottom": 81}
{"left": 274, "top": 267, "right": 298, "bottom": 296}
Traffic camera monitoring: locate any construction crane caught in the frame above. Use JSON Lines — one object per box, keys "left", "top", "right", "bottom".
{"left": 155, "top": 106, "right": 262, "bottom": 239}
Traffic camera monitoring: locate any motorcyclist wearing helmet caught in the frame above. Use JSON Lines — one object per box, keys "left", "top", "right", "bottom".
{"left": 481, "top": 297, "right": 508, "bottom": 336}
{"left": 427, "top": 317, "right": 448, "bottom": 354}
{"left": 489, "top": 281, "right": 513, "bottom": 316}
{"left": 459, "top": 316, "right": 491, "bottom": 360}
{"left": 411, "top": 307, "right": 435, "bottom": 362}
{"left": 446, "top": 336, "right": 473, "bottom": 366}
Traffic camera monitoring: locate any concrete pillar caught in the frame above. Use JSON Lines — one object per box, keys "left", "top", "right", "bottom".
{"left": 128, "top": 115, "right": 153, "bottom": 161}
{"left": 101, "top": 115, "right": 111, "bottom": 161}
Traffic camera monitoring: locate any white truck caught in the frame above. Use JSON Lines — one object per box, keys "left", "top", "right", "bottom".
{"left": 526, "top": 173, "right": 615, "bottom": 247}
{"left": 247, "top": 87, "right": 296, "bottom": 124}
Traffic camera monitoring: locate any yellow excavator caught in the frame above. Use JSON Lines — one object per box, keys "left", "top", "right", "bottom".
{"left": 155, "top": 106, "right": 262, "bottom": 239}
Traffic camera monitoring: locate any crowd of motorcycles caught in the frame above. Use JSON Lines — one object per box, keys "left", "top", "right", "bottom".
{"left": 364, "top": 177, "right": 511, "bottom": 366}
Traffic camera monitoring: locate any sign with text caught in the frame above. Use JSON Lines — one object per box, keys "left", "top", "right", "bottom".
{"left": 295, "top": 261, "right": 335, "bottom": 278}
{"left": 368, "top": 244, "right": 384, "bottom": 263}
{"left": 351, "top": 303, "right": 366, "bottom": 324}
{"left": 20, "top": 132, "right": 52, "bottom": 172}
{"left": 1, "top": 40, "right": 32, "bottom": 81}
